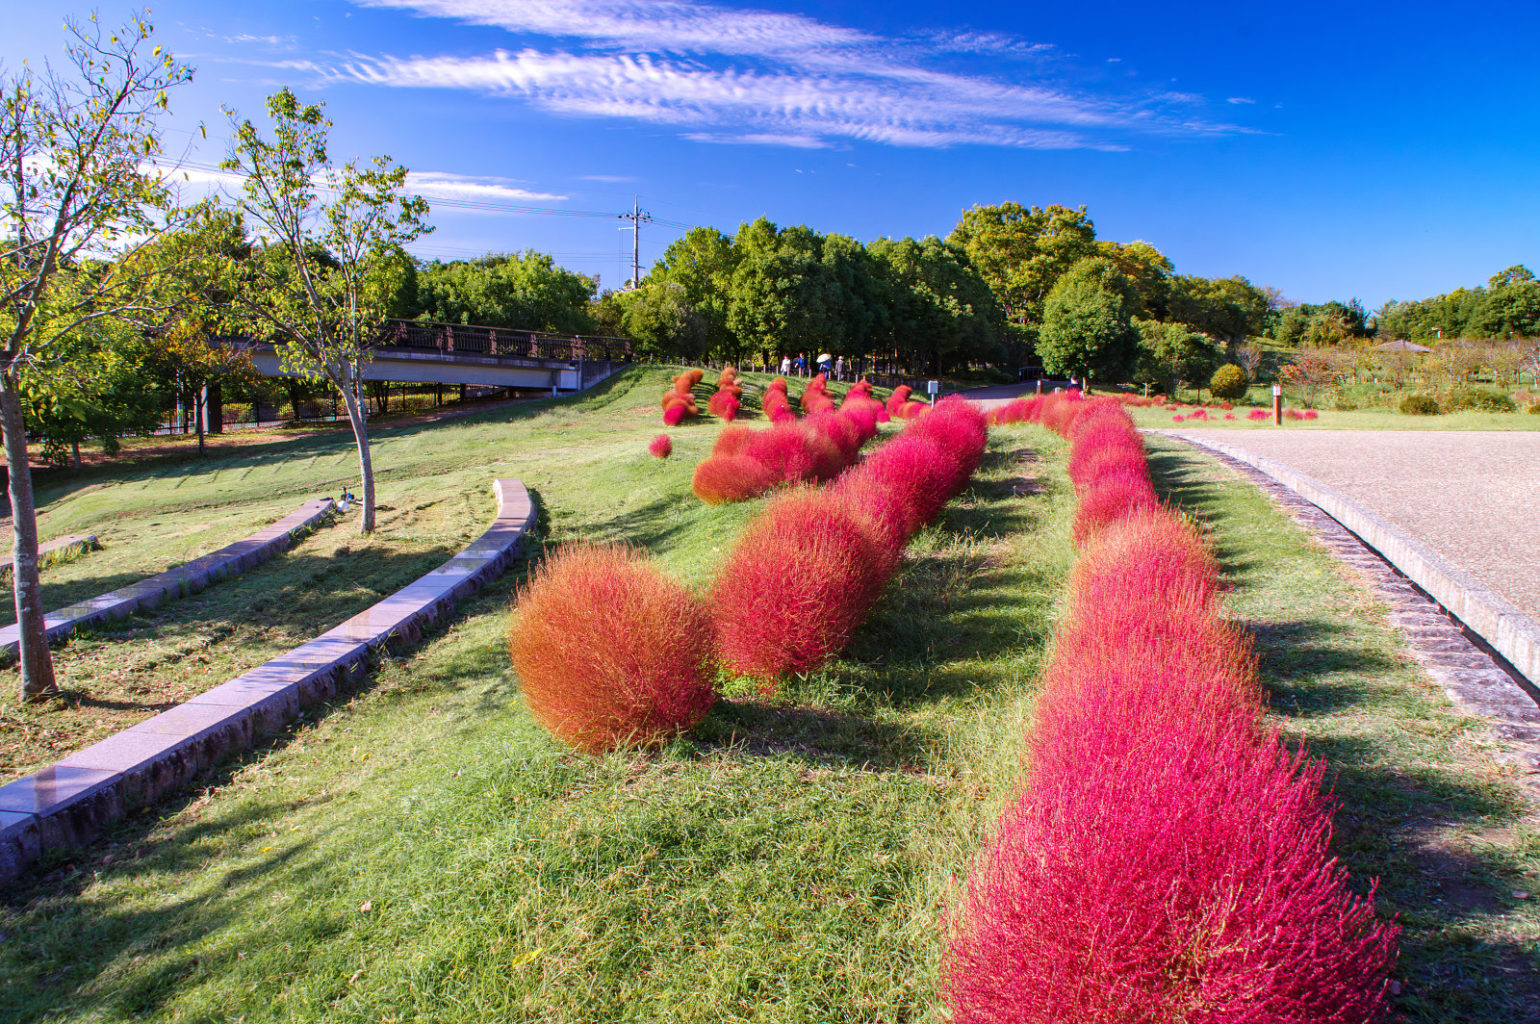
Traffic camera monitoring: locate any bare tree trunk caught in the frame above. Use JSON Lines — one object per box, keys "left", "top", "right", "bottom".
{"left": 0, "top": 378, "right": 57, "bottom": 700}
{"left": 340, "top": 382, "right": 375, "bottom": 534}
{"left": 195, "top": 386, "right": 206, "bottom": 457}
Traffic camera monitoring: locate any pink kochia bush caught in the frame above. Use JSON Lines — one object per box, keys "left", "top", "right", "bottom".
{"left": 648, "top": 433, "right": 672, "bottom": 459}
{"left": 714, "top": 399, "right": 990, "bottom": 685}
{"left": 1248, "top": 408, "right": 1271, "bottom": 421}
{"left": 761, "top": 377, "right": 796, "bottom": 423}
{"left": 1059, "top": 400, "right": 1158, "bottom": 543}
{"left": 944, "top": 427, "right": 1398, "bottom": 1022}
{"left": 509, "top": 543, "right": 717, "bottom": 754}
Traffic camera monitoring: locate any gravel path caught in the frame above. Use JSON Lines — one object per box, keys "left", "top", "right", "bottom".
{"left": 1171, "top": 430, "right": 1540, "bottom": 624}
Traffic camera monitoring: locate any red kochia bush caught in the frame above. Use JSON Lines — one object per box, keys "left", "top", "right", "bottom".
{"left": 905, "top": 396, "right": 988, "bottom": 496}
{"left": 509, "top": 544, "right": 717, "bottom": 753}
{"left": 945, "top": 502, "right": 1399, "bottom": 1024}
{"left": 712, "top": 487, "right": 894, "bottom": 684}
{"left": 707, "top": 390, "right": 741, "bottom": 420}
{"left": 1248, "top": 408, "right": 1270, "bottom": 421}
{"left": 886, "top": 384, "right": 913, "bottom": 418}
{"left": 648, "top": 434, "right": 672, "bottom": 458}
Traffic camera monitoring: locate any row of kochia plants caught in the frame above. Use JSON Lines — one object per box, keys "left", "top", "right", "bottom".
{"left": 508, "top": 377, "right": 1400, "bottom": 1019}
{"left": 949, "top": 390, "right": 1399, "bottom": 1022}
{"left": 510, "top": 390, "right": 989, "bottom": 751}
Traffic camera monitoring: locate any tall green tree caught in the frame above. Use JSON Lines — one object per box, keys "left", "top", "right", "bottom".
{"left": 619, "top": 279, "right": 707, "bottom": 359}
{"left": 650, "top": 226, "right": 738, "bottom": 356}
{"left": 0, "top": 13, "right": 194, "bottom": 699}
{"left": 869, "top": 235, "right": 1002, "bottom": 374}
{"left": 947, "top": 202, "right": 1098, "bottom": 342}
{"left": 222, "top": 87, "right": 431, "bottom": 535}
{"left": 1038, "top": 256, "right": 1140, "bottom": 385}
{"left": 414, "top": 251, "right": 594, "bottom": 333}
{"left": 1167, "top": 274, "right": 1270, "bottom": 346}
{"left": 1098, "top": 240, "right": 1174, "bottom": 320}
{"left": 726, "top": 219, "right": 840, "bottom": 360}
{"left": 1133, "top": 319, "right": 1223, "bottom": 396}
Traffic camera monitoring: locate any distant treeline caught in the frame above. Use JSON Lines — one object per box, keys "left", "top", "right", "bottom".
{"left": 1374, "top": 266, "right": 1539, "bottom": 342}
{"left": 411, "top": 203, "right": 1291, "bottom": 380}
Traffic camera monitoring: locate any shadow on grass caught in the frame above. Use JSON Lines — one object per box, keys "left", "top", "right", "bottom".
{"left": 693, "top": 699, "right": 931, "bottom": 772}
{"left": 0, "top": 578, "right": 532, "bottom": 1023}
{"left": 23, "top": 367, "right": 666, "bottom": 513}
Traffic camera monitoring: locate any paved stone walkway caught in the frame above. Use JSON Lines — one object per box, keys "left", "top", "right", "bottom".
{"left": 1170, "top": 430, "right": 1540, "bottom": 625}
{"left": 1173, "top": 439, "right": 1540, "bottom": 807}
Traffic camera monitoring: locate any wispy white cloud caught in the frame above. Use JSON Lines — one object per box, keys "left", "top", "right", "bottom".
{"left": 224, "top": 33, "right": 297, "bottom": 47}
{"left": 409, "top": 171, "right": 567, "bottom": 203}
{"left": 160, "top": 164, "right": 566, "bottom": 208}
{"left": 579, "top": 173, "right": 638, "bottom": 183}
{"left": 322, "top": 0, "right": 1250, "bottom": 151}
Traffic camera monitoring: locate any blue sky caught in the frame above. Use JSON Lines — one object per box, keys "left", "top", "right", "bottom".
{"left": 6, "top": 0, "right": 1537, "bottom": 309}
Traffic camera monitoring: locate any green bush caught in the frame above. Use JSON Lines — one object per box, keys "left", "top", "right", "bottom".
{"left": 1442, "top": 388, "right": 1517, "bottom": 413}
{"left": 1399, "top": 394, "right": 1441, "bottom": 416}
{"left": 1530, "top": 402, "right": 1540, "bottom": 415}
{"left": 1209, "top": 363, "right": 1250, "bottom": 402}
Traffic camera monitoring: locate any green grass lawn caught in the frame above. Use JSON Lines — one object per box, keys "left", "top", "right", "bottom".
{"left": 0, "top": 370, "right": 1533, "bottom": 1022}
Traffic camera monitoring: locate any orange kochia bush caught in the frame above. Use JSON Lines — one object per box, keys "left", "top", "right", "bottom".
{"left": 661, "top": 368, "right": 703, "bottom": 426}
{"left": 508, "top": 543, "right": 717, "bottom": 753}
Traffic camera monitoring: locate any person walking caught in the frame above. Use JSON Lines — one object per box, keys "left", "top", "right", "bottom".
{"left": 834, "top": 355, "right": 845, "bottom": 381}
{"left": 780, "top": 354, "right": 791, "bottom": 376}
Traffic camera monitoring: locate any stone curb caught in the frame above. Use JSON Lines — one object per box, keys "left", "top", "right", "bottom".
{"left": 1162, "top": 431, "right": 1540, "bottom": 690}
{"left": 0, "top": 479, "right": 535, "bottom": 884}
{"left": 0, "top": 500, "right": 337, "bottom": 663}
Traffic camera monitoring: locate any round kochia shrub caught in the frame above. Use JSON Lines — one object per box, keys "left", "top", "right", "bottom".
{"left": 648, "top": 434, "right": 672, "bottom": 458}
{"left": 712, "top": 487, "right": 894, "bottom": 684}
{"left": 1209, "top": 363, "right": 1250, "bottom": 401}
{"left": 509, "top": 544, "right": 717, "bottom": 753}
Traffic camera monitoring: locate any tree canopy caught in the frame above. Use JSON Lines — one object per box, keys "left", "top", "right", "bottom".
{"left": 1037, "top": 256, "right": 1140, "bottom": 384}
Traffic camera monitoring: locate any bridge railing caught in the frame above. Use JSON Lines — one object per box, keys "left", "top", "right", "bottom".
{"left": 379, "top": 320, "right": 632, "bottom": 364}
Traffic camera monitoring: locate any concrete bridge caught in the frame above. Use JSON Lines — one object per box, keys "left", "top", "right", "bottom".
{"left": 226, "top": 319, "right": 633, "bottom": 393}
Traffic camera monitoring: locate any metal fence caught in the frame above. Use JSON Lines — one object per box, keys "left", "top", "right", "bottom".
{"left": 380, "top": 320, "right": 631, "bottom": 364}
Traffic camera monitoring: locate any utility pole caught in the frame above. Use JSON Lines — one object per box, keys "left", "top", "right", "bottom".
{"left": 618, "top": 196, "right": 652, "bottom": 289}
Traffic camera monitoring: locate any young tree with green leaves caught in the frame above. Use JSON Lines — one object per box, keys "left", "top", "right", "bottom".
{"left": 0, "top": 13, "right": 193, "bottom": 700}
{"left": 221, "top": 87, "right": 430, "bottom": 534}
{"left": 1038, "top": 256, "right": 1140, "bottom": 387}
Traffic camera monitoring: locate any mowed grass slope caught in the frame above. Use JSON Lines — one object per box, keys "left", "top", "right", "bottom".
{"left": 2, "top": 370, "right": 768, "bottom": 779}
{"left": 0, "top": 368, "right": 1072, "bottom": 1022}
{"left": 0, "top": 375, "right": 1532, "bottom": 1022}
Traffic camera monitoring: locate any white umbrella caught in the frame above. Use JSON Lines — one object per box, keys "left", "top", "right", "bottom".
{"left": 816, "top": 352, "right": 832, "bottom": 363}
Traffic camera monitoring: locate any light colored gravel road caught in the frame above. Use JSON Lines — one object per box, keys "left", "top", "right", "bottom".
{"left": 1173, "top": 430, "right": 1540, "bottom": 624}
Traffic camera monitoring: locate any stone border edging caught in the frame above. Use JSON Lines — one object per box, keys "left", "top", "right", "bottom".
{"left": 0, "top": 479, "right": 535, "bottom": 884}
{"left": 0, "top": 499, "right": 337, "bottom": 663}
{"left": 1162, "top": 431, "right": 1540, "bottom": 689}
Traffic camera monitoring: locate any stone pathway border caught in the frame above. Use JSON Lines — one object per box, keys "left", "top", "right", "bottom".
{"left": 1164, "top": 432, "right": 1540, "bottom": 689}
{"left": 0, "top": 535, "right": 100, "bottom": 575}
{"left": 0, "top": 499, "right": 336, "bottom": 663}
{"left": 0, "top": 478, "right": 535, "bottom": 883}
{"left": 1161, "top": 433, "right": 1540, "bottom": 806}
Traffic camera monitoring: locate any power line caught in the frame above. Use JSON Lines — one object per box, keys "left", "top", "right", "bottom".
{"left": 617, "top": 197, "right": 652, "bottom": 289}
